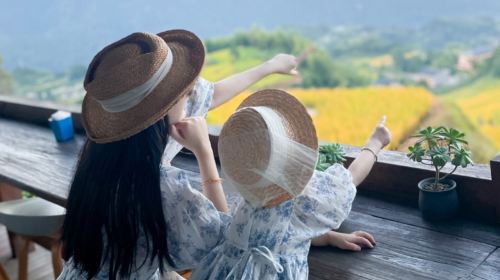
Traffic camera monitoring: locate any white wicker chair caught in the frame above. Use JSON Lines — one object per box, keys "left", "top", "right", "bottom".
{"left": 0, "top": 198, "right": 65, "bottom": 280}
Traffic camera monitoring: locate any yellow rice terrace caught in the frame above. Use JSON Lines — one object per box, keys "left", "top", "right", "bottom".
{"left": 208, "top": 87, "right": 433, "bottom": 149}
{"left": 456, "top": 88, "right": 500, "bottom": 150}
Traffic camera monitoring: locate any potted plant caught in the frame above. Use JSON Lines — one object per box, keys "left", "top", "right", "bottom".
{"left": 407, "top": 126, "right": 473, "bottom": 220}
{"left": 316, "top": 143, "right": 346, "bottom": 171}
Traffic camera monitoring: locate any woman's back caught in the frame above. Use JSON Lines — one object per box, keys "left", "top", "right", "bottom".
{"left": 59, "top": 29, "right": 231, "bottom": 279}
{"left": 59, "top": 165, "right": 230, "bottom": 279}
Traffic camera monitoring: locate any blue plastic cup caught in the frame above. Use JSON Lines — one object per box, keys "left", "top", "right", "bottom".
{"left": 48, "top": 111, "right": 74, "bottom": 142}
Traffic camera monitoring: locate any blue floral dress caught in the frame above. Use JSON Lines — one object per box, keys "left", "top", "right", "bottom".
{"left": 189, "top": 164, "right": 357, "bottom": 280}
{"left": 58, "top": 78, "right": 223, "bottom": 280}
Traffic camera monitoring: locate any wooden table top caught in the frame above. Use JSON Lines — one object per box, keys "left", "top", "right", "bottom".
{"left": 0, "top": 117, "right": 199, "bottom": 207}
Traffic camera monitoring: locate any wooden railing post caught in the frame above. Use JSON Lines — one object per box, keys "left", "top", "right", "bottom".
{"left": 490, "top": 154, "right": 500, "bottom": 224}
{"left": 491, "top": 154, "right": 500, "bottom": 181}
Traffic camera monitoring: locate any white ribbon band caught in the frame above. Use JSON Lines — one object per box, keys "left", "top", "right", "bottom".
{"left": 98, "top": 46, "right": 174, "bottom": 113}
{"left": 247, "top": 106, "right": 290, "bottom": 190}
{"left": 225, "top": 246, "right": 284, "bottom": 279}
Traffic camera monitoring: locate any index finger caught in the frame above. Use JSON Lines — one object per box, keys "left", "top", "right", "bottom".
{"left": 296, "top": 45, "right": 316, "bottom": 65}
{"left": 378, "top": 115, "right": 387, "bottom": 126}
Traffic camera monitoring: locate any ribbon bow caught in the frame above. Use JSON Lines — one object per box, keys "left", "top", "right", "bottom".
{"left": 225, "top": 246, "right": 284, "bottom": 280}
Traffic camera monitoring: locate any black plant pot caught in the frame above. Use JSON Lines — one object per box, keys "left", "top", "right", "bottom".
{"left": 418, "top": 177, "right": 459, "bottom": 221}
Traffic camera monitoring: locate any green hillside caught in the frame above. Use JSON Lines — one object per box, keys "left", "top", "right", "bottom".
{"left": 203, "top": 28, "right": 375, "bottom": 88}
{"left": 439, "top": 48, "right": 500, "bottom": 162}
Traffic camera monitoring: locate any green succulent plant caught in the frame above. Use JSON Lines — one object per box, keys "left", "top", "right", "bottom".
{"left": 316, "top": 143, "right": 346, "bottom": 171}
{"left": 407, "top": 126, "right": 473, "bottom": 189}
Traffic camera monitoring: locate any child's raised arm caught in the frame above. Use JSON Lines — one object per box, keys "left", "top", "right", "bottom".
{"left": 348, "top": 116, "right": 392, "bottom": 186}
{"left": 210, "top": 54, "right": 299, "bottom": 110}
{"left": 170, "top": 116, "right": 229, "bottom": 212}
{"left": 309, "top": 117, "right": 390, "bottom": 252}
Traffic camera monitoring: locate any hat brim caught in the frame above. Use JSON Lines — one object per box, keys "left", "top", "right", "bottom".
{"left": 219, "top": 89, "right": 318, "bottom": 207}
{"left": 82, "top": 29, "right": 205, "bottom": 143}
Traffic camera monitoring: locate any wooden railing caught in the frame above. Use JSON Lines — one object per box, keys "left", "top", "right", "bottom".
{"left": 1, "top": 95, "right": 499, "bottom": 223}
{"left": 342, "top": 145, "right": 499, "bottom": 223}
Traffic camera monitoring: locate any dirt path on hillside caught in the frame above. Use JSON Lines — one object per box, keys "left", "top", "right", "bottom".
{"left": 397, "top": 98, "right": 447, "bottom": 152}
{"left": 396, "top": 96, "right": 497, "bottom": 163}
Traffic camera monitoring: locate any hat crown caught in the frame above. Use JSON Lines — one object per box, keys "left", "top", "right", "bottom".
{"left": 220, "top": 107, "right": 272, "bottom": 186}
{"left": 84, "top": 32, "right": 168, "bottom": 102}
{"left": 219, "top": 102, "right": 318, "bottom": 208}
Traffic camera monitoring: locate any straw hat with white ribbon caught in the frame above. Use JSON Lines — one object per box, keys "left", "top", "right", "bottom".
{"left": 218, "top": 89, "right": 319, "bottom": 208}
{"left": 82, "top": 30, "right": 205, "bottom": 143}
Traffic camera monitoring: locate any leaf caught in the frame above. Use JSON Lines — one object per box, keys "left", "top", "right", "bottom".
{"left": 408, "top": 142, "right": 425, "bottom": 162}
{"left": 439, "top": 127, "right": 468, "bottom": 147}
{"left": 451, "top": 148, "right": 473, "bottom": 168}
{"left": 316, "top": 163, "right": 330, "bottom": 171}
{"left": 429, "top": 146, "right": 450, "bottom": 168}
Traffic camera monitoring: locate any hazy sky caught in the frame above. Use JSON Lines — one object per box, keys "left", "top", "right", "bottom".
{"left": 0, "top": 0, "right": 499, "bottom": 70}
{"left": 2, "top": 0, "right": 500, "bottom": 37}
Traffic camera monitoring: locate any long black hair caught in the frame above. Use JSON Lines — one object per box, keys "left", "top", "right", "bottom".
{"left": 62, "top": 117, "right": 174, "bottom": 279}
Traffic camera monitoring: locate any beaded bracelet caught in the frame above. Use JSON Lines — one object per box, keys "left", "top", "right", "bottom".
{"left": 202, "top": 178, "right": 223, "bottom": 187}
{"left": 361, "top": 147, "right": 378, "bottom": 162}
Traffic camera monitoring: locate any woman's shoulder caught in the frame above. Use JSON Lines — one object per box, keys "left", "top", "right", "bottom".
{"left": 160, "top": 164, "right": 187, "bottom": 180}
{"left": 159, "top": 165, "right": 191, "bottom": 193}
{"left": 185, "top": 77, "right": 214, "bottom": 117}
{"left": 193, "top": 77, "right": 213, "bottom": 93}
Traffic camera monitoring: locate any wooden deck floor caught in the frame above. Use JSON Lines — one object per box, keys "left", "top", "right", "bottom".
{"left": 0, "top": 225, "right": 54, "bottom": 280}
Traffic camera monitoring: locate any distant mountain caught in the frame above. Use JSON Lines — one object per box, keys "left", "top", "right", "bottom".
{"left": 298, "top": 18, "right": 500, "bottom": 57}
{"left": 0, "top": 0, "right": 499, "bottom": 71}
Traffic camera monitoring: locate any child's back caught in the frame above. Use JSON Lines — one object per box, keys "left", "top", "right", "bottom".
{"left": 191, "top": 164, "right": 356, "bottom": 280}
{"left": 188, "top": 90, "right": 358, "bottom": 279}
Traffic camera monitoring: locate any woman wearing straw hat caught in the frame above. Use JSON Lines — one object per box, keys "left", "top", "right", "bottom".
{"left": 59, "top": 30, "right": 233, "bottom": 280}
{"left": 190, "top": 89, "right": 391, "bottom": 280}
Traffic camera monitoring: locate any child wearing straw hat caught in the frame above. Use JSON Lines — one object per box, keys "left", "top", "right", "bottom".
{"left": 190, "top": 89, "right": 391, "bottom": 280}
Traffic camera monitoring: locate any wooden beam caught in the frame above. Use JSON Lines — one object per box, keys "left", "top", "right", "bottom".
{"left": 343, "top": 146, "right": 499, "bottom": 223}
{"left": 208, "top": 135, "right": 500, "bottom": 223}
{"left": 490, "top": 154, "right": 500, "bottom": 224}
{"left": 0, "top": 95, "right": 84, "bottom": 133}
